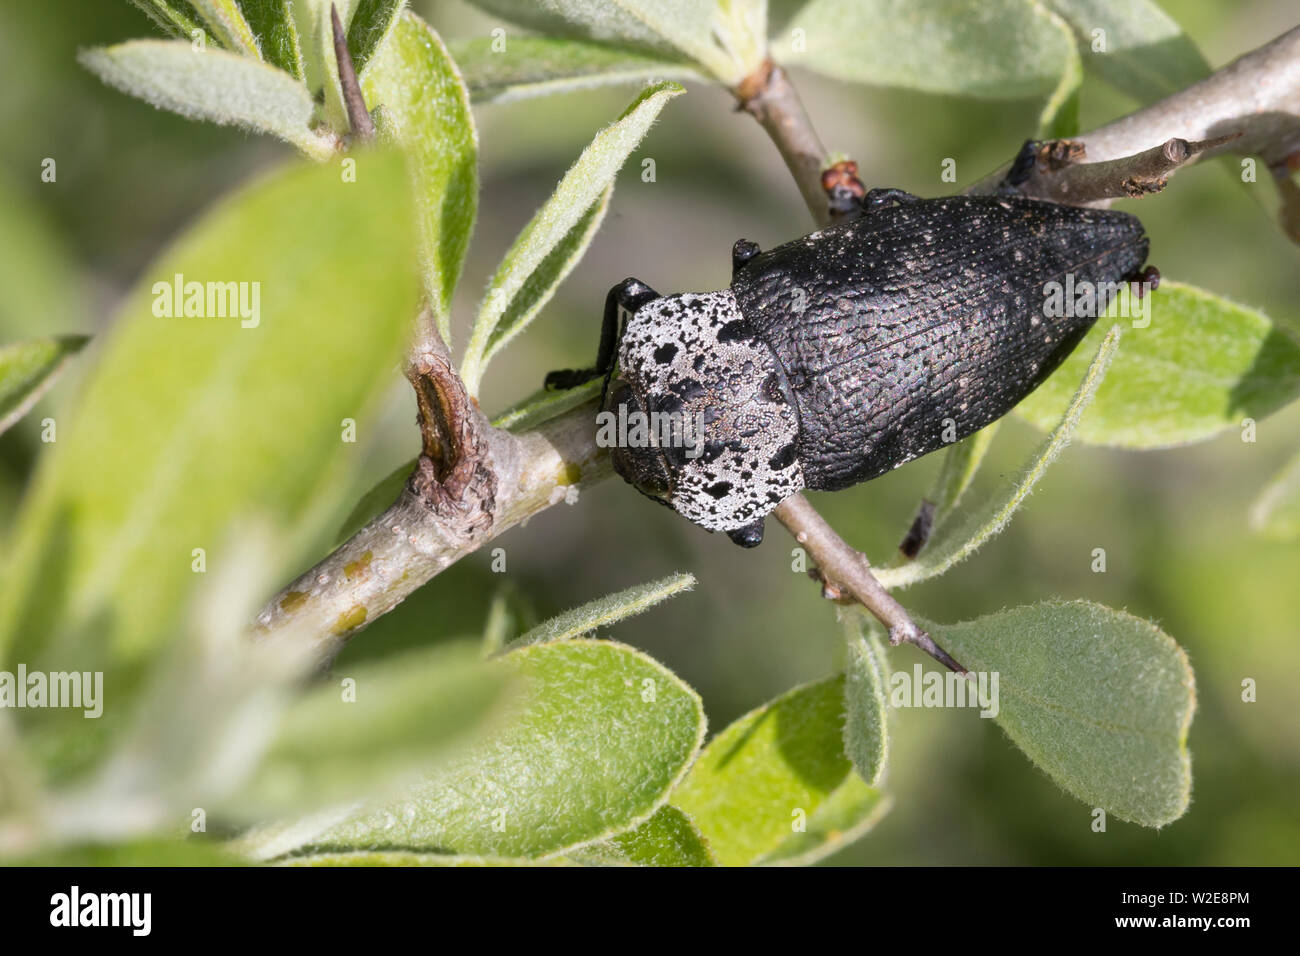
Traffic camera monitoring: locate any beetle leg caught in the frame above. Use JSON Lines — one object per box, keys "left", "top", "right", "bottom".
{"left": 1126, "top": 264, "right": 1161, "bottom": 297}
{"left": 998, "top": 138, "right": 1042, "bottom": 194}
{"left": 544, "top": 277, "right": 660, "bottom": 390}
{"left": 726, "top": 518, "right": 766, "bottom": 548}
{"left": 898, "top": 499, "right": 936, "bottom": 560}
{"left": 732, "top": 238, "right": 761, "bottom": 276}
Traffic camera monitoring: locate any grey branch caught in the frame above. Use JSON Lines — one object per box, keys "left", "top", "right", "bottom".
{"left": 775, "top": 495, "right": 966, "bottom": 672}
{"left": 255, "top": 26, "right": 1300, "bottom": 661}
{"left": 969, "top": 24, "right": 1300, "bottom": 205}
{"left": 735, "top": 59, "right": 832, "bottom": 226}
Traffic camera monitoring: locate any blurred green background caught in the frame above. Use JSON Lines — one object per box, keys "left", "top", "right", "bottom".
{"left": 2, "top": 0, "right": 1298, "bottom": 864}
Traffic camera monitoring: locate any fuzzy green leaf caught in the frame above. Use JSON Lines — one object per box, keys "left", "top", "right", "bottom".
{"left": 79, "top": 40, "right": 331, "bottom": 159}
{"left": 840, "top": 610, "right": 888, "bottom": 786}
{"left": 877, "top": 325, "right": 1120, "bottom": 590}
{"left": 362, "top": 10, "right": 478, "bottom": 345}
{"left": 577, "top": 805, "right": 717, "bottom": 866}
{"left": 778, "top": 0, "right": 1073, "bottom": 98}
{"left": 192, "top": 0, "right": 261, "bottom": 56}
{"left": 758, "top": 776, "right": 890, "bottom": 866}
{"left": 1047, "top": 0, "right": 1210, "bottom": 103}
{"left": 463, "top": 0, "right": 755, "bottom": 83}
{"left": 927, "top": 600, "right": 1196, "bottom": 827}
{"left": 346, "top": 0, "right": 407, "bottom": 75}
{"left": 0, "top": 153, "right": 420, "bottom": 663}
{"left": 493, "top": 379, "right": 603, "bottom": 432}
{"left": 449, "top": 35, "right": 699, "bottom": 104}
{"left": 238, "top": 0, "right": 305, "bottom": 78}
{"left": 1250, "top": 449, "right": 1300, "bottom": 541}
{"left": 282, "top": 851, "right": 578, "bottom": 865}
{"left": 301, "top": 640, "right": 706, "bottom": 857}
{"left": 460, "top": 81, "right": 683, "bottom": 393}
{"left": 233, "top": 643, "right": 510, "bottom": 819}
{"left": 13, "top": 838, "right": 241, "bottom": 867}
{"left": 128, "top": 0, "right": 216, "bottom": 44}
{"left": 673, "top": 676, "right": 883, "bottom": 866}
{"left": 1036, "top": 18, "right": 1082, "bottom": 139}
{"left": 465, "top": 188, "right": 611, "bottom": 392}
{"left": 1016, "top": 283, "right": 1300, "bottom": 448}
{"left": 0, "top": 336, "right": 88, "bottom": 437}
{"left": 929, "top": 422, "right": 1000, "bottom": 525}
{"left": 508, "top": 573, "right": 696, "bottom": 648}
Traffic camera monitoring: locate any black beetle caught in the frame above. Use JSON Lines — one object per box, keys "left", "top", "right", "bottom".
{"left": 548, "top": 185, "right": 1153, "bottom": 548}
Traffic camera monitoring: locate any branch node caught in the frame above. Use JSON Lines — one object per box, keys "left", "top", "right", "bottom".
{"left": 404, "top": 315, "right": 496, "bottom": 538}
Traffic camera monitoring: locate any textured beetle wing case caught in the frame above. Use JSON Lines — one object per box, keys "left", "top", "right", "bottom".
{"left": 731, "top": 196, "right": 1148, "bottom": 491}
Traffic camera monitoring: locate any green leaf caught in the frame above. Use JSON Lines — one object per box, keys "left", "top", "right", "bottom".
{"left": 79, "top": 40, "right": 332, "bottom": 160}
{"left": 192, "top": 0, "right": 261, "bottom": 56}
{"left": 346, "top": 0, "right": 407, "bottom": 75}
{"left": 0, "top": 336, "right": 88, "bottom": 437}
{"left": 463, "top": 0, "right": 755, "bottom": 83}
{"left": 362, "top": 10, "right": 478, "bottom": 345}
{"left": 0, "top": 152, "right": 420, "bottom": 663}
{"left": 674, "top": 676, "right": 873, "bottom": 866}
{"left": 928, "top": 421, "right": 1000, "bottom": 525}
{"left": 778, "top": 0, "right": 1073, "bottom": 98}
{"left": 1016, "top": 282, "right": 1300, "bottom": 448}
{"left": 578, "top": 805, "right": 717, "bottom": 866}
{"left": 460, "top": 81, "right": 684, "bottom": 394}
{"left": 302, "top": 639, "right": 706, "bottom": 857}
{"left": 449, "top": 35, "right": 700, "bottom": 104}
{"left": 466, "top": 188, "right": 611, "bottom": 392}
{"left": 12, "top": 838, "right": 242, "bottom": 867}
{"left": 128, "top": 0, "right": 216, "bottom": 44}
{"left": 877, "top": 325, "right": 1120, "bottom": 590}
{"left": 239, "top": 0, "right": 305, "bottom": 78}
{"left": 840, "top": 610, "right": 888, "bottom": 786}
{"left": 281, "top": 850, "right": 578, "bottom": 865}
{"left": 1036, "top": 14, "right": 1082, "bottom": 139}
{"left": 927, "top": 600, "right": 1196, "bottom": 827}
{"left": 507, "top": 573, "right": 696, "bottom": 648}
{"left": 234, "top": 643, "right": 510, "bottom": 819}
{"left": 758, "top": 775, "right": 890, "bottom": 866}
{"left": 492, "top": 378, "right": 603, "bottom": 431}
{"left": 1250, "top": 449, "right": 1300, "bottom": 541}
{"left": 1047, "top": 0, "right": 1210, "bottom": 103}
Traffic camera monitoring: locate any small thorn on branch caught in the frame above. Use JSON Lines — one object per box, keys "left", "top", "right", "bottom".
{"left": 331, "top": 3, "right": 375, "bottom": 144}
{"left": 775, "top": 493, "right": 967, "bottom": 673}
